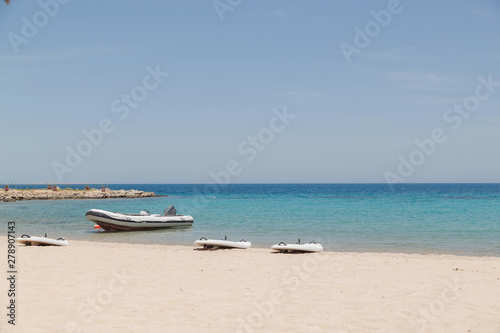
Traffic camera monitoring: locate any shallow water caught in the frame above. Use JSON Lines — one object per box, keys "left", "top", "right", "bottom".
{"left": 2, "top": 183, "right": 499, "bottom": 256}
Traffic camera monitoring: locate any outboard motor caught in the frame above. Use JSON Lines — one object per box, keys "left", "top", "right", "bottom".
{"left": 164, "top": 206, "right": 177, "bottom": 216}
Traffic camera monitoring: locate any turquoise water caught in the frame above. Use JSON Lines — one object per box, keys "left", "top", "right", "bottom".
{"left": 2, "top": 184, "right": 499, "bottom": 256}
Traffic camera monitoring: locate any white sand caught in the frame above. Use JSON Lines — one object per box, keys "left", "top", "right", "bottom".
{"left": 1, "top": 238, "right": 499, "bottom": 332}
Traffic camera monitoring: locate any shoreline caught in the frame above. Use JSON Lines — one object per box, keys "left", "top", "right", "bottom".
{"left": 6, "top": 236, "right": 500, "bottom": 258}
{"left": 3, "top": 238, "right": 499, "bottom": 332}
{"left": 73, "top": 237, "right": 500, "bottom": 258}
{"left": 8, "top": 237, "right": 500, "bottom": 259}
{"left": 0, "top": 188, "right": 161, "bottom": 202}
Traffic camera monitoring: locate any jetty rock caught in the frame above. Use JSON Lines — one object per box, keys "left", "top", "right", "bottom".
{"left": 3, "top": 196, "right": 15, "bottom": 202}
{"left": 0, "top": 189, "right": 161, "bottom": 202}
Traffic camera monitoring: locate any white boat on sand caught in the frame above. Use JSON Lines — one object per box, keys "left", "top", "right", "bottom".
{"left": 17, "top": 234, "right": 69, "bottom": 246}
{"left": 194, "top": 236, "right": 251, "bottom": 249}
{"left": 85, "top": 206, "right": 193, "bottom": 231}
{"left": 271, "top": 239, "right": 323, "bottom": 253}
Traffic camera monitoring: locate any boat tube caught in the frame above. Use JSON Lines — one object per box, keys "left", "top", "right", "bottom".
{"left": 85, "top": 206, "right": 193, "bottom": 231}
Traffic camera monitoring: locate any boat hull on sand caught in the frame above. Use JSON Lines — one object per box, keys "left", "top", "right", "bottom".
{"left": 85, "top": 209, "right": 193, "bottom": 231}
{"left": 271, "top": 241, "right": 323, "bottom": 253}
{"left": 17, "top": 235, "right": 69, "bottom": 246}
{"left": 194, "top": 238, "right": 251, "bottom": 249}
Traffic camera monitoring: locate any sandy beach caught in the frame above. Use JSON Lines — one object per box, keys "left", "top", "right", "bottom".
{"left": 2, "top": 238, "right": 499, "bottom": 333}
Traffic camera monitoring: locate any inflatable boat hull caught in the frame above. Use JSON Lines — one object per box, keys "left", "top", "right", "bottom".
{"left": 85, "top": 209, "right": 193, "bottom": 231}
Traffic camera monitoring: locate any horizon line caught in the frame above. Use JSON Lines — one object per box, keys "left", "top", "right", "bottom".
{"left": 2, "top": 182, "right": 500, "bottom": 185}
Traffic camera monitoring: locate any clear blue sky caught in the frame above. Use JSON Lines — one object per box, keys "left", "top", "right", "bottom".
{"left": 1, "top": 0, "right": 499, "bottom": 184}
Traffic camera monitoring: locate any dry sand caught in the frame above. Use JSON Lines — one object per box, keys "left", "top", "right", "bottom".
{"left": 1, "top": 238, "right": 499, "bottom": 333}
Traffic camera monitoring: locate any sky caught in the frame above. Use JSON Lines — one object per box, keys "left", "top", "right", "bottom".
{"left": 0, "top": 0, "right": 499, "bottom": 184}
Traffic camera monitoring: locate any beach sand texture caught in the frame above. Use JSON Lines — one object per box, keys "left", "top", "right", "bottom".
{"left": 2, "top": 239, "right": 499, "bottom": 333}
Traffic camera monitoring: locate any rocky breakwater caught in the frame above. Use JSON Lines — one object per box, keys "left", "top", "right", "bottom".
{"left": 1, "top": 189, "right": 161, "bottom": 202}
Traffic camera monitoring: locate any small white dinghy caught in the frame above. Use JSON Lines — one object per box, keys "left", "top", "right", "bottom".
{"left": 16, "top": 234, "right": 69, "bottom": 246}
{"left": 271, "top": 239, "right": 323, "bottom": 253}
{"left": 195, "top": 236, "right": 251, "bottom": 249}
{"left": 85, "top": 206, "right": 193, "bottom": 231}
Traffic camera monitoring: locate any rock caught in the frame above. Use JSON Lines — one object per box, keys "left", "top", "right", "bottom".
{"left": 0, "top": 188, "right": 160, "bottom": 201}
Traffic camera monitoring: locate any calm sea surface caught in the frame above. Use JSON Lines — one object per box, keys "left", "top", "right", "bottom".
{"left": 2, "top": 184, "right": 499, "bottom": 256}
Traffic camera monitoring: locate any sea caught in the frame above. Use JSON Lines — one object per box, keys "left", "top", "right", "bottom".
{"left": 2, "top": 183, "right": 499, "bottom": 256}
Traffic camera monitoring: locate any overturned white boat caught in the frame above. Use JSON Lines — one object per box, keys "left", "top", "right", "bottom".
{"left": 85, "top": 206, "right": 193, "bottom": 231}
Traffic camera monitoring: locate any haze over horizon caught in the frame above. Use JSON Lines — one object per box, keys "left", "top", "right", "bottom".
{"left": 1, "top": 0, "right": 499, "bottom": 184}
